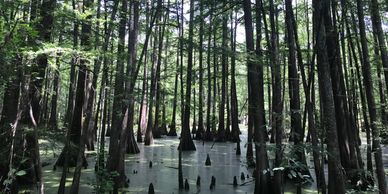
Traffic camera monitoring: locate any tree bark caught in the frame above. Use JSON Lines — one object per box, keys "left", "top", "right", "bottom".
{"left": 313, "top": 0, "right": 346, "bottom": 193}
{"left": 242, "top": 1, "right": 271, "bottom": 193}
{"left": 357, "top": 0, "right": 387, "bottom": 192}
{"left": 196, "top": 0, "right": 205, "bottom": 140}
{"left": 179, "top": 0, "right": 196, "bottom": 151}
{"left": 370, "top": 0, "right": 388, "bottom": 93}
{"left": 268, "top": 0, "right": 283, "bottom": 192}
{"left": 230, "top": 10, "right": 240, "bottom": 142}
{"left": 216, "top": 2, "right": 228, "bottom": 142}
{"left": 204, "top": 0, "right": 214, "bottom": 141}
{"left": 168, "top": 0, "right": 180, "bottom": 137}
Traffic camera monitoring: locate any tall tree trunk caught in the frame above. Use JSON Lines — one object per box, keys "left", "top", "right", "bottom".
{"left": 83, "top": 0, "right": 118, "bottom": 151}
{"left": 192, "top": 58, "right": 197, "bottom": 135}
{"left": 205, "top": 0, "right": 214, "bottom": 141}
{"left": 180, "top": 0, "right": 196, "bottom": 151}
{"left": 212, "top": 15, "right": 218, "bottom": 135}
{"left": 49, "top": 30, "right": 62, "bottom": 131}
{"left": 55, "top": 0, "right": 88, "bottom": 167}
{"left": 230, "top": 11, "right": 240, "bottom": 143}
{"left": 242, "top": 1, "right": 271, "bottom": 193}
{"left": 160, "top": 14, "right": 170, "bottom": 136}
{"left": 137, "top": 60, "right": 148, "bottom": 140}
{"left": 260, "top": 0, "right": 273, "bottom": 143}
{"left": 137, "top": 9, "right": 150, "bottom": 139}
{"left": 179, "top": 0, "right": 185, "bottom": 140}
{"left": 126, "top": 0, "right": 140, "bottom": 154}
{"left": 153, "top": 8, "right": 167, "bottom": 138}
{"left": 348, "top": 12, "right": 373, "bottom": 173}
{"left": 0, "top": 59, "right": 21, "bottom": 191}
{"left": 341, "top": 6, "right": 361, "bottom": 180}
{"left": 64, "top": 0, "right": 79, "bottom": 126}
{"left": 374, "top": 36, "right": 388, "bottom": 126}
{"left": 28, "top": 0, "right": 56, "bottom": 127}
{"left": 324, "top": 0, "right": 354, "bottom": 174}
{"left": 357, "top": 0, "right": 387, "bottom": 192}
{"left": 196, "top": 0, "right": 205, "bottom": 139}
{"left": 370, "top": 0, "right": 388, "bottom": 93}
{"left": 68, "top": 0, "right": 94, "bottom": 191}
{"left": 91, "top": 0, "right": 104, "bottom": 150}
{"left": 142, "top": 0, "right": 163, "bottom": 145}
{"left": 107, "top": 0, "right": 129, "bottom": 190}
{"left": 168, "top": 0, "right": 180, "bottom": 137}
{"left": 296, "top": 0, "right": 325, "bottom": 191}
{"left": 268, "top": 0, "right": 283, "bottom": 192}
{"left": 217, "top": 2, "right": 227, "bottom": 142}
{"left": 145, "top": 31, "right": 158, "bottom": 145}
{"left": 313, "top": 0, "right": 346, "bottom": 193}
{"left": 68, "top": 64, "right": 87, "bottom": 193}
{"left": 285, "top": 0, "right": 310, "bottom": 184}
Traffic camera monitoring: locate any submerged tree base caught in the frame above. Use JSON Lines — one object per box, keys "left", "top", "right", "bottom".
{"left": 178, "top": 136, "right": 196, "bottom": 151}
{"left": 127, "top": 134, "right": 140, "bottom": 154}
{"left": 167, "top": 131, "right": 178, "bottom": 136}
{"left": 54, "top": 147, "right": 88, "bottom": 168}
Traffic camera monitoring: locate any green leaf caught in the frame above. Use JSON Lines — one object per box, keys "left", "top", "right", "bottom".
{"left": 290, "top": 170, "right": 297, "bottom": 177}
{"left": 15, "top": 170, "right": 27, "bottom": 176}
{"left": 273, "top": 167, "right": 284, "bottom": 171}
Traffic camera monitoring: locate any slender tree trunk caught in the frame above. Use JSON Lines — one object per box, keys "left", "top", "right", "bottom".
{"left": 126, "top": 0, "right": 140, "bottom": 154}
{"left": 324, "top": 0, "right": 354, "bottom": 174}
{"left": 268, "top": 0, "right": 283, "bottom": 192}
{"left": 55, "top": 0, "right": 87, "bottom": 167}
{"left": 217, "top": 2, "right": 228, "bottom": 142}
{"left": 82, "top": 0, "right": 114, "bottom": 151}
{"left": 91, "top": 0, "right": 103, "bottom": 149}
{"left": 142, "top": 0, "right": 163, "bottom": 145}
{"left": 0, "top": 59, "right": 21, "bottom": 191}
{"left": 370, "top": 0, "right": 388, "bottom": 93}
{"left": 168, "top": 0, "right": 180, "bottom": 137}
{"left": 205, "top": 0, "right": 214, "bottom": 141}
{"left": 138, "top": 16, "right": 150, "bottom": 139}
{"left": 196, "top": 0, "right": 205, "bottom": 139}
{"left": 64, "top": 0, "right": 79, "bottom": 126}
{"left": 347, "top": 12, "right": 373, "bottom": 173}
{"left": 242, "top": 1, "right": 271, "bottom": 193}
{"left": 29, "top": 0, "right": 56, "bottom": 127}
{"left": 230, "top": 11, "right": 240, "bottom": 142}
{"left": 192, "top": 58, "right": 197, "bottom": 135}
{"left": 57, "top": 128, "right": 70, "bottom": 194}
{"left": 40, "top": 70, "right": 50, "bottom": 126}
{"left": 145, "top": 31, "right": 157, "bottom": 145}
{"left": 285, "top": 0, "right": 310, "bottom": 184}
{"left": 260, "top": 1, "right": 273, "bottom": 143}
{"left": 357, "top": 0, "right": 387, "bottom": 192}
{"left": 374, "top": 36, "right": 388, "bottom": 126}
{"left": 179, "top": 0, "right": 185, "bottom": 140}
{"left": 313, "top": 0, "right": 346, "bottom": 193}
{"left": 296, "top": 0, "right": 325, "bottom": 191}
{"left": 107, "top": 0, "right": 129, "bottom": 190}
{"left": 180, "top": 0, "right": 196, "bottom": 151}
{"left": 68, "top": 0, "right": 94, "bottom": 191}
{"left": 160, "top": 12, "right": 170, "bottom": 136}
{"left": 49, "top": 45, "right": 61, "bottom": 131}
{"left": 138, "top": 61, "right": 148, "bottom": 140}
{"left": 212, "top": 16, "right": 218, "bottom": 135}
{"left": 153, "top": 8, "right": 167, "bottom": 138}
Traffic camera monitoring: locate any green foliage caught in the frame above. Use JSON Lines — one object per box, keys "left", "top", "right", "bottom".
{"left": 93, "top": 168, "right": 118, "bottom": 193}
{"left": 2, "top": 167, "right": 28, "bottom": 191}
{"left": 14, "top": 170, "right": 26, "bottom": 176}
